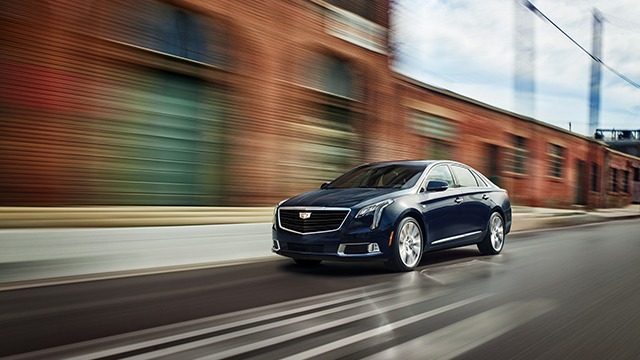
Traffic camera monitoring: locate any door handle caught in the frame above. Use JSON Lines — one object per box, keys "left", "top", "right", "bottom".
{"left": 482, "top": 194, "right": 490, "bottom": 200}
{"left": 454, "top": 197, "right": 463, "bottom": 204}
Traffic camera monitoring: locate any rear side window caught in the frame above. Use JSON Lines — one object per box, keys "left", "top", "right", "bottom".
{"left": 472, "top": 171, "right": 489, "bottom": 187}
{"left": 451, "top": 166, "right": 479, "bottom": 187}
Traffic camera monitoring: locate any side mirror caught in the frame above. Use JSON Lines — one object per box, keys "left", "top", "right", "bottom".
{"left": 320, "top": 181, "right": 331, "bottom": 189}
{"left": 426, "top": 180, "right": 449, "bottom": 192}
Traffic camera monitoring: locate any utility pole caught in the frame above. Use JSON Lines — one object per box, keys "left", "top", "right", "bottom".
{"left": 589, "top": 9, "right": 604, "bottom": 137}
{"left": 514, "top": 0, "right": 536, "bottom": 117}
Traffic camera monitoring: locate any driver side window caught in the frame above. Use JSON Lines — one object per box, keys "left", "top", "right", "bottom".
{"left": 425, "top": 165, "right": 455, "bottom": 187}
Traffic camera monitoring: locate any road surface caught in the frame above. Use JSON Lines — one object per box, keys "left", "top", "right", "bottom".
{"left": 1, "top": 219, "right": 639, "bottom": 359}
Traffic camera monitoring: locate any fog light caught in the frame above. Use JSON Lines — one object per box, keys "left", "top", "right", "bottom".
{"left": 368, "top": 243, "right": 380, "bottom": 253}
{"left": 272, "top": 240, "right": 280, "bottom": 252}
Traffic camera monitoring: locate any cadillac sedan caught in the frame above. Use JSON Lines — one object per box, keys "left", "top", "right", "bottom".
{"left": 272, "top": 160, "right": 511, "bottom": 272}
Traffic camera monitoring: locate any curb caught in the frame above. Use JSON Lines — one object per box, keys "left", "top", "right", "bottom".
{"left": 0, "top": 207, "right": 275, "bottom": 228}
{"left": 511, "top": 212, "right": 640, "bottom": 233}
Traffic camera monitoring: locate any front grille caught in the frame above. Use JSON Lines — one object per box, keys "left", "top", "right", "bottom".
{"left": 286, "top": 243, "right": 325, "bottom": 253}
{"left": 279, "top": 209, "right": 350, "bottom": 234}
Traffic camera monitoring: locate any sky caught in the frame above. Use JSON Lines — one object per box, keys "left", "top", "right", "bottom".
{"left": 392, "top": 0, "right": 640, "bottom": 136}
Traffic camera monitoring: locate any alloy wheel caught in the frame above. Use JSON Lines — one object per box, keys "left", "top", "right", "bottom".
{"left": 398, "top": 219, "right": 422, "bottom": 268}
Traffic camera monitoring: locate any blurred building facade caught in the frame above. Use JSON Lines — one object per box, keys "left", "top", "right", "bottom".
{"left": 1, "top": 0, "right": 638, "bottom": 208}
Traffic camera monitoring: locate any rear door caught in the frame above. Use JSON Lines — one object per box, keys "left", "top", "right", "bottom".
{"left": 450, "top": 165, "right": 492, "bottom": 238}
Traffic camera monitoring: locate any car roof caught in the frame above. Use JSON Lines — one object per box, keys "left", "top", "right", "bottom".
{"left": 362, "top": 160, "right": 434, "bottom": 166}
{"left": 361, "top": 160, "right": 464, "bottom": 167}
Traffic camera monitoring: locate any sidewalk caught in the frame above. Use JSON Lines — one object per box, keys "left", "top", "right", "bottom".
{"left": 0, "top": 205, "right": 638, "bottom": 287}
{"left": 510, "top": 204, "right": 640, "bottom": 232}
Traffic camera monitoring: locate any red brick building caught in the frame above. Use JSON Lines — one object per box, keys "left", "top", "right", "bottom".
{"left": 1, "top": 0, "right": 638, "bottom": 208}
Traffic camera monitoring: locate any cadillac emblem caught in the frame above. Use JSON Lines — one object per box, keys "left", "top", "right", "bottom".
{"left": 299, "top": 212, "right": 312, "bottom": 219}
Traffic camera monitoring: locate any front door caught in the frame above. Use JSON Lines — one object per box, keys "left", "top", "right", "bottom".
{"left": 419, "top": 165, "right": 466, "bottom": 246}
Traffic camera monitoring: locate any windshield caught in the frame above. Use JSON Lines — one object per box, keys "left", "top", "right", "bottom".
{"left": 327, "top": 164, "right": 426, "bottom": 189}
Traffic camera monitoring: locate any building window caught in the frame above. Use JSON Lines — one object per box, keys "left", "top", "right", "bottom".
{"left": 634, "top": 168, "right": 640, "bottom": 182}
{"left": 325, "top": 0, "right": 386, "bottom": 26}
{"left": 99, "top": 0, "right": 229, "bottom": 67}
{"left": 428, "top": 139, "right": 453, "bottom": 160}
{"left": 548, "top": 144, "right": 564, "bottom": 178}
{"left": 411, "top": 112, "right": 455, "bottom": 139}
{"left": 308, "top": 55, "right": 355, "bottom": 99}
{"left": 591, "top": 163, "right": 599, "bottom": 192}
{"left": 409, "top": 111, "right": 455, "bottom": 160}
{"left": 611, "top": 168, "right": 618, "bottom": 192}
{"left": 285, "top": 106, "right": 359, "bottom": 189}
{"left": 623, "top": 170, "right": 629, "bottom": 193}
{"left": 507, "top": 136, "right": 527, "bottom": 175}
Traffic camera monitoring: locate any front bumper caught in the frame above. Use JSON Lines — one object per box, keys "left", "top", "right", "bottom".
{"left": 272, "top": 215, "right": 393, "bottom": 261}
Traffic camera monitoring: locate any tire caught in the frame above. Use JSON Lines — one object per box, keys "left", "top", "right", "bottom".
{"left": 477, "top": 211, "right": 505, "bottom": 255}
{"left": 385, "top": 217, "right": 423, "bottom": 272}
{"left": 293, "top": 259, "right": 322, "bottom": 266}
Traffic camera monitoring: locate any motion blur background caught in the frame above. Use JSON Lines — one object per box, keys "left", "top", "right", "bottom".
{"left": 1, "top": 0, "right": 638, "bottom": 211}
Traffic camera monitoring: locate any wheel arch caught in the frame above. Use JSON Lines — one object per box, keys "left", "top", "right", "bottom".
{"left": 486, "top": 205, "right": 504, "bottom": 228}
{"left": 394, "top": 208, "right": 426, "bottom": 248}
{"left": 492, "top": 203, "right": 506, "bottom": 216}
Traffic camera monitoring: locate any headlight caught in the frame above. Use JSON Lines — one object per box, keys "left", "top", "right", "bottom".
{"left": 356, "top": 199, "right": 393, "bottom": 229}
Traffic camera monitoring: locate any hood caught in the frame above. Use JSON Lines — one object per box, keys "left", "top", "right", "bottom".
{"left": 282, "top": 188, "right": 401, "bottom": 208}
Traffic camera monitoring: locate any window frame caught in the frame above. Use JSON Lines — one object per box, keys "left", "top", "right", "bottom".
{"left": 590, "top": 162, "right": 599, "bottom": 192}
{"left": 505, "top": 135, "right": 527, "bottom": 175}
{"left": 547, "top": 143, "right": 565, "bottom": 179}
{"left": 424, "top": 164, "right": 456, "bottom": 188}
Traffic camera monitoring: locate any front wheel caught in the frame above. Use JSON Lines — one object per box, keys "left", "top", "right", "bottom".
{"left": 477, "top": 211, "right": 505, "bottom": 255}
{"left": 385, "top": 217, "right": 423, "bottom": 272}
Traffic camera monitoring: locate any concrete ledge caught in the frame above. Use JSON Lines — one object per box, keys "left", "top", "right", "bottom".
{"left": 0, "top": 223, "right": 276, "bottom": 287}
{"left": 0, "top": 207, "right": 275, "bottom": 228}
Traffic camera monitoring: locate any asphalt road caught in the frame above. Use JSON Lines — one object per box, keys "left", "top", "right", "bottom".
{"left": 1, "top": 219, "right": 639, "bottom": 359}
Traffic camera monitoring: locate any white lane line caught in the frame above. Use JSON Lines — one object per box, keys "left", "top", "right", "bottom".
{"left": 187, "top": 294, "right": 488, "bottom": 360}
{"left": 280, "top": 293, "right": 493, "bottom": 360}
{"left": 366, "top": 299, "right": 555, "bottom": 360}
{"left": 128, "top": 289, "right": 451, "bottom": 360}
{"left": 62, "top": 283, "right": 417, "bottom": 360}
{"left": 420, "top": 259, "right": 502, "bottom": 285}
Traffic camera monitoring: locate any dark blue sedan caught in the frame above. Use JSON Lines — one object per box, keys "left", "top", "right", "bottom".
{"left": 272, "top": 160, "right": 511, "bottom": 271}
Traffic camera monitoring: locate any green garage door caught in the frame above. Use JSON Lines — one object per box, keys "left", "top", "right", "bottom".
{"left": 95, "top": 70, "right": 226, "bottom": 205}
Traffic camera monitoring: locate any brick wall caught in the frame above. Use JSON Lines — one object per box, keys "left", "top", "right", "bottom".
{"left": 396, "top": 76, "right": 638, "bottom": 208}
{"left": 0, "top": 0, "right": 637, "bottom": 208}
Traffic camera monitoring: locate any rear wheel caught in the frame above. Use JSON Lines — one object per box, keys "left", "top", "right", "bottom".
{"left": 477, "top": 211, "right": 505, "bottom": 255}
{"left": 385, "top": 217, "right": 423, "bottom": 272}
{"left": 293, "top": 259, "right": 322, "bottom": 266}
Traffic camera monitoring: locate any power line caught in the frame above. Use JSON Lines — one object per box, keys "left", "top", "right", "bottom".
{"left": 524, "top": 0, "right": 640, "bottom": 89}
{"left": 603, "top": 12, "right": 640, "bottom": 33}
